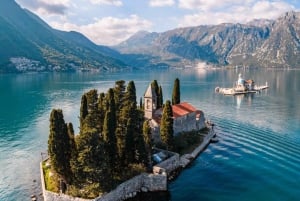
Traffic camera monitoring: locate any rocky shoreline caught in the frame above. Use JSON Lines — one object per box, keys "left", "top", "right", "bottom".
{"left": 40, "top": 127, "right": 216, "bottom": 201}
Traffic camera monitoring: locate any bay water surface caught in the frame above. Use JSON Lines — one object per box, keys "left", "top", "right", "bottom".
{"left": 0, "top": 68, "right": 299, "bottom": 200}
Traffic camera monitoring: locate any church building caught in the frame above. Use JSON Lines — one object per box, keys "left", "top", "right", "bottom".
{"left": 144, "top": 83, "right": 206, "bottom": 142}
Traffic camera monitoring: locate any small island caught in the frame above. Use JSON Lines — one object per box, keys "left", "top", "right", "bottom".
{"left": 215, "top": 73, "right": 269, "bottom": 95}
{"left": 41, "top": 78, "right": 215, "bottom": 201}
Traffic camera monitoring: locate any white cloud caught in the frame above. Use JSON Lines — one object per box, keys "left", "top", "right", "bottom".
{"left": 90, "top": 0, "right": 123, "bottom": 6}
{"left": 17, "top": 0, "right": 71, "bottom": 15}
{"left": 178, "top": 0, "right": 295, "bottom": 27}
{"left": 178, "top": 0, "right": 253, "bottom": 11}
{"left": 149, "top": 0, "right": 175, "bottom": 7}
{"left": 50, "top": 15, "right": 152, "bottom": 45}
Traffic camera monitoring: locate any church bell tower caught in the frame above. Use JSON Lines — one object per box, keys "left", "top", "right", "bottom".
{"left": 144, "top": 84, "right": 157, "bottom": 119}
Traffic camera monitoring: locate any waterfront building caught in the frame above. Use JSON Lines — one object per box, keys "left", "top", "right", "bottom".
{"left": 144, "top": 83, "right": 206, "bottom": 142}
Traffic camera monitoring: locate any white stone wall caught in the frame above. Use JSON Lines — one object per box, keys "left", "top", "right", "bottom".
{"left": 154, "top": 152, "right": 181, "bottom": 175}
{"left": 197, "top": 111, "right": 206, "bottom": 130}
{"left": 95, "top": 174, "right": 167, "bottom": 201}
{"left": 173, "top": 112, "right": 198, "bottom": 135}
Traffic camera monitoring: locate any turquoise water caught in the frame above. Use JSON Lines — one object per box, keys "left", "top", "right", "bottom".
{"left": 0, "top": 69, "right": 299, "bottom": 200}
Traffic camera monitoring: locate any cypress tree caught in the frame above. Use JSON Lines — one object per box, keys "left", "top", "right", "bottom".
{"left": 151, "top": 80, "right": 160, "bottom": 108}
{"left": 139, "top": 97, "right": 143, "bottom": 110}
{"left": 114, "top": 80, "right": 126, "bottom": 115}
{"left": 160, "top": 100, "right": 174, "bottom": 150}
{"left": 48, "top": 109, "right": 72, "bottom": 182}
{"left": 98, "top": 92, "right": 106, "bottom": 109}
{"left": 67, "top": 123, "right": 77, "bottom": 180}
{"left": 86, "top": 89, "right": 98, "bottom": 113}
{"left": 84, "top": 89, "right": 99, "bottom": 131}
{"left": 116, "top": 125, "right": 126, "bottom": 168}
{"left": 143, "top": 120, "right": 152, "bottom": 150}
{"left": 115, "top": 81, "right": 137, "bottom": 167}
{"left": 75, "top": 128, "right": 110, "bottom": 192}
{"left": 143, "top": 120, "right": 152, "bottom": 168}
{"left": 114, "top": 81, "right": 126, "bottom": 166}
{"left": 102, "top": 89, "right": 117, "bottom": 175}
{"left": 125, "top": 117, "right": 135, "bottom": 164}
{"left": 80, "top": 95, "right": 88, "bottom": 131}
{"left": 105, "top": 88, "right": 116, "bottom": 132}
{"left": 126, "top": 81, "right": 137, "bottom": 106}
{"left": 172, "top": 78, "right": 180, "bottom": 105}
{"left": 135, "top": 129, "right": 148, "bottom": 165}
{"left": 97, "top": 92, "right": 106, "bottom": 134}
{"left": 158, "top": 85, "right": 163, "bottom": 108}
{"left": 103, "top": 110, "right": 116, "bottom": 146}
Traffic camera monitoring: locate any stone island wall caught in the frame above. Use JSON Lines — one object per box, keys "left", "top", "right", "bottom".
{"left": 153, "top": 150, "right": 181, "bottom": 175}
{"left": 41, "top": 163, "right": 167, "bottom": 201}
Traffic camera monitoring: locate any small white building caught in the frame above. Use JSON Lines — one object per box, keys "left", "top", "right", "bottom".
{"left": 236, "top": 73, "right": 255, "bottom": 91}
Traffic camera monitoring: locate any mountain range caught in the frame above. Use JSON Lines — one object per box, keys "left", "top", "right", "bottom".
{"left": 1, "top": 0, "right": 300, "bottom": 73}
{"left": 115, "top": 11, "right": 300, "bottom": 69}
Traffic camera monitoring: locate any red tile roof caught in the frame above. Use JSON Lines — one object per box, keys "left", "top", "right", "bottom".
{"left": 172, "top": 102, "right": 197, "bottom": 118}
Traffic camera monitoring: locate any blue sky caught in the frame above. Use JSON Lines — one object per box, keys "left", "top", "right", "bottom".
{"left": 16, "top": 0, "right": 300, "bottom": 45}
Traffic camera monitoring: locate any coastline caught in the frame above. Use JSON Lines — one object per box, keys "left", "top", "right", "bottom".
{"left": 40, "top": 127, "right": 216, "bottom": 201}
{"left": 180, "top": 128, "right": 215, "bottom": 168}
{"left": 166, "top": 127, "right": 216, "bottom": 181}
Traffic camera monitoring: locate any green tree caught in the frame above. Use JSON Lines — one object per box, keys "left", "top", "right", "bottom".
{"left": 75, "top": 128, "right": 110, "bottom": 192}
{"left": 151, "top": 80, "right": 160, "bottom": 108}
{"left": 172, "top": 78, "right": 180, "bottom": 105}
{"left": 85, "top": 89, "right": 98, "bottom": 113}
{"left": 125, "top": 117, "right": 135, "bottom": 164}
{"left": 84, "top": 89, "right": 99, "bottom": 131}
{"left": 139, "top": 97, "right": 143, "bottom": 110}
{"left": 158, "top": 85, "right": 163, "bottom": 108}
{"left": 125, "top": 81, "right": 137, "bottom": 105}
{"left": 134, "top": 122, "right": 148, "bottom": 166}
{"left": 114, "top": 81, "right": 127, "bottom": 166}
{"left": 114, "top": 80, "right": 126, "bottom": 115}
{"left": 143, "top": 120, "right": 152, "bottom": 169}
{"left": 160, "top": 100, "right": 174, "bottom": 150}
{"left": 48, "top": 109, "right": 72, "bottom": 182}
{"left": 102, "top": 88, "right": 117, "bottom": 176}
{"left": 97, "top": 92, "right": 106, "bottom": 134}
{"left": 67, "top": 123, "right": 77, "bottom": 179}
{"left": 80, "top": 94, "right": 88, "bottom": 131}
{"left": 98, "top": 92, "right": 106, "bottom": 110}
{"left": 120, "top": 82, "right": 137, "bottom": 165}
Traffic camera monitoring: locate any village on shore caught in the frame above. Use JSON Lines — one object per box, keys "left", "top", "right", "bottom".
{"left": 40, "top": 78, "right": 217, "bottom": 201}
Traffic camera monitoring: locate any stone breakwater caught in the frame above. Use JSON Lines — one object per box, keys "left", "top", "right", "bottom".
{"left": 153, "top": 129, "right": 215, "bottom": 180}
{"left": 41, "top": 129, "right": 215, "bottom": 201}
{"left": 180, "top": 130, "right": 215, "bottom": 168}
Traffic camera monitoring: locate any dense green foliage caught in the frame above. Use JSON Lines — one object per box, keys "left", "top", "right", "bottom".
{"left": 48, "top": 109, "right": 73, "bottom": 182}
{"left": 48, "top": 81, "right": 150, "bottom": 198}
{"left": 160, "top": 100, "right": 174, "bottom": 150}
{"left": 158, "top": 85, "right": 164, "bottom": 108}
{"left": 143, "top": 120, "right": 152, "bottom": 169}
{"left": 172, "top": 78, "right": 180, "bottom": 105}
{"left": 79, "top": 95, "right": 88, "bottom": 131}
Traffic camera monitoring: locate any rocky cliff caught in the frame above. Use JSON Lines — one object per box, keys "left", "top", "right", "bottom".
{"left": 115, "top": 11, "right": 300, "bottom": 68}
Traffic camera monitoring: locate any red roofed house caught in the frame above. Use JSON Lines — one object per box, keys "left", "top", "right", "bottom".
{"left": 144, "top": 84, "right": 206, "bottom": 142}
